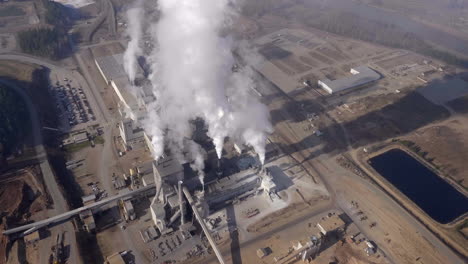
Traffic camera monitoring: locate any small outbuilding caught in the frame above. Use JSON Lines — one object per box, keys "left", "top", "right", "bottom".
{"left": 257, "top": 247, "right": 270, "bottom": 259}
{"left": 317, "top": 214, "right": 345, "bottom": 236}
{"left": 24, "top": 231, "right": 40, "bottom": 245}
{"left": 106, "top": 252, "right": 126, "bottom": 264}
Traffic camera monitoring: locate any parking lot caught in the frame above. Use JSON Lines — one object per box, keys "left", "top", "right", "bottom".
{"left": 48, "top": 73, "right": 96, "bottom": 131}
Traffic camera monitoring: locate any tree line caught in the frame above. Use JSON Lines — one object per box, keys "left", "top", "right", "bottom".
{"left": 241, "top": 1, "right": 468, "bottom": 68}
{"left": 0, "top": 86, "right": 29, "bottom": 155}
{"left": 18, "top": 27, "right": 70, "bottom": 59}
{"left": 17, "top": 0, "right": 72, "bottom": 59}
{"left": 42, "top": 0, "right": 71, "bottom": 27}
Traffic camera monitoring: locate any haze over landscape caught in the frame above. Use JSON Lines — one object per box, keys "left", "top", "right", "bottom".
{"left": 0, "top": 0, "right": 467, "bottom": 264}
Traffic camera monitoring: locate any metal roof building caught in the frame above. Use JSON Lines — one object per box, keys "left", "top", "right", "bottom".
{"left": 318, "top": 66, "right": 381, "bottom": 94}
{"left": 317, "top": 214, "right": 345, "bottom": 235}
{"left": 94, "top": 53, "right": 151, "bottom": 115}
{"left": 95, "top": 54, "right": 127, "bottom": 83}
{"left": 106, "top": 252, "right": 126, "bottom": 264}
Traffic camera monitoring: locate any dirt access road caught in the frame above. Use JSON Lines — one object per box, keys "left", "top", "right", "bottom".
{"left": 253, "top": 75, "right": 465, "bottom": 264}
{"left": 0, "top": 79, "right": 80, "bottom": 264}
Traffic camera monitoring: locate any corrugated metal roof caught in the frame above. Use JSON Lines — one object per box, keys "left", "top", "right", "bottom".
{"left": 95, "top": 54, "right": 127, "bottom": 81}
{"left": 319, "top": 66, "right": 380, "bottom": 94}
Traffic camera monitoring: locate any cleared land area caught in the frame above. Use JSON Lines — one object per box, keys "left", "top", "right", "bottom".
{"left": 0, "top": 167, "right": 50, "bottom": 263}
{"left": 241, "top": 8, "right": 468, "bottom": 259}
{"left": 400, "top": 121, "right": 468, "bottom": 189}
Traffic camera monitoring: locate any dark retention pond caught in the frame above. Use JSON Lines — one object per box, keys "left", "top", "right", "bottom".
{"left": 369, "top": 149, "right": 468, "bottom": 224}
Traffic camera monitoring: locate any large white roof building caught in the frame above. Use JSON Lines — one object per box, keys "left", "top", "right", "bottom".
{"left": 318, "top": 66, "right": 381, "bottom": 94}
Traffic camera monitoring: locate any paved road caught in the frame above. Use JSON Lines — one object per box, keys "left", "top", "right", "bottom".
{"left": 0, "top": 79, "right": 80, "bottom": 264}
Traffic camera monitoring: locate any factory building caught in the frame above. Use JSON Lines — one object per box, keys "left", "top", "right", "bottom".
{"left": 122, "top": 200, "right": 136, "bottom": 221}
{"left": 259, "top": 168, "right": 278, "bottom": 199}
{"left": 142, "top": 174, "right": 155, "bottom": 187}
{"left": 94, "top": 53, "right": 154, "bottom": 114}
{"left": 79, "top": 209, "right": 96, "bottom": 233}
{"left": 119, "top": 118, "right": 145, "bottom": 148}
{"left": 95, "top": 54, "right": 128, "bottom": 84}
{"left": 95, "top": 52, "right": 155, "bottom": 151}
{"left": 205, "top": 169, "right": 261, "bottom": 207}
{"left": 138, "top": 161, "right": 156, "bottom": 190}
{"left": 146, "top": 143, "right": 280, "bottom": 239}
{"left": 118, "top": 190, "right": 136, "bottom": 221}
{"left": 150, "top": 182, "right": 187, "bottom": 234}
{"left": 150, "top": 200, "right": 167, "bottom": 232}
{"left": 95, "top": 54, "right": 140, "bottom": 113}
{"left": 152, "top": 155, "right": 185, "bottom": 186}
{"left": 318, "top": 66, "right": 381, "bottom": 94}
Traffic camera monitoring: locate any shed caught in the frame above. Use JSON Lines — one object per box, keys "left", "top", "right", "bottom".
{"left": 257, "top": 247, "right": 268, "bottom": 259}
{"left": 24, "top": 231, "right": 40, "bottom": 244}
{"left": 82, "top": 194, "right": 96, "bottom": 205}
{"left": 317, "top": 214, "right": 345, "bottom": 236}
{"left": 73, "top": 132, "right": 89, "bottom": 143}
{"left": 106, "top": 252, "right": 126, "bottom": 264}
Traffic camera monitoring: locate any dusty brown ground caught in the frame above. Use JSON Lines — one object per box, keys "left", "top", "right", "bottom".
{"left": 0, "top": 60, "right": 38, "bottom": 82}
{"left": 331, "top": 242, "right": 383, "bottom": 264}
{"left": 0, "top": 166, "right": 49, "bottom": 264}
{"left": 327, "top": 83, "right": 468, "bottom": 256}
{"left": 401, "top": 120, "right": 468, "bottom": 188}
{"left": 90, "top": 42, "right": 125, "bottom": 58}
{"left": 330, "top": 90, "right": 451, "bottom": 149}
{"left": 240, "top": 19, "right": 466, "bottom": 262}
{"left": 247, "top": 199, "right": 330, "bottom": 233}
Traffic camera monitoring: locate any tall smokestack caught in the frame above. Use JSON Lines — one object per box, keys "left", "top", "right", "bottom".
{"left": 178, "top": 180, "right": 185, "bottom": 225}
{"left": 216, "top": 158, "right": 222, "bottom": 178}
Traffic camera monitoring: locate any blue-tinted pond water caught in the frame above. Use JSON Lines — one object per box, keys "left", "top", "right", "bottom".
{"left": 369, "top": 149, "right": 468, "bottom": 224}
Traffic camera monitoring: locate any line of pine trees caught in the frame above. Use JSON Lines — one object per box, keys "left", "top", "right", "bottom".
{"left": 17, "top": 0, "right": 71, "bottom": 59}
{"left": 0, "top": 86, "right": 28, "bottom": 155}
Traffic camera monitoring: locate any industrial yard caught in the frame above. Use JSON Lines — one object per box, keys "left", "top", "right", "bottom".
{"left": 0, "top": 167, "right": 50, "bottom": 264}
{"left": 0, "top": 0, "right": 467, "bottom": 264}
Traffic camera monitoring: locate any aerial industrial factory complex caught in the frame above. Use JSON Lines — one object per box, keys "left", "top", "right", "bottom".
{"left": 1, "top": 1, "right": 467, "bottom": 264}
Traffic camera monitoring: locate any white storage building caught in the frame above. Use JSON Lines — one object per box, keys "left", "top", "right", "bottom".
{"left": 318, "top": 66, "right": 381, "bottom": 94}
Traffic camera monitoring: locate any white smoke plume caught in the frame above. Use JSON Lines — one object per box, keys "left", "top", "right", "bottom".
{"left": 148, "top": 0, "right": 272, "bottom": 164}
{"left": 123, "top": 0, "right": 144, "bottom": 84}
{"left": 125, "top": 0, "right": 272, "bottom": 173}
{"left": 188, "top": 140, "right": 206, "bottom": 185}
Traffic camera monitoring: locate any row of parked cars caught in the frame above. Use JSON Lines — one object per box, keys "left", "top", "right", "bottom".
{"left": 50, "top": 78, "right": 96, "bottom": 127}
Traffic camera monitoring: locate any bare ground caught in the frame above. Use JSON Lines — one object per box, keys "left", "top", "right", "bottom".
{"left": 401, "top": 120, "right": 468, "bottom": 188}
{"left": 0, "top": 166, "right": 49, "bottom": 264}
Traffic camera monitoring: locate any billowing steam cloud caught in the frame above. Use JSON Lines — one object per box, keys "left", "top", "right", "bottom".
{"left": 123, "top": 0, "right": 144, "bottom": 84}
{"left": 125, "top": 0, "right": 272, "bottom": 174}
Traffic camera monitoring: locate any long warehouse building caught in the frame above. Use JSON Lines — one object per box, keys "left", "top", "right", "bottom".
{"left": 318, "top": 66, "right": 381, "bottom": 94}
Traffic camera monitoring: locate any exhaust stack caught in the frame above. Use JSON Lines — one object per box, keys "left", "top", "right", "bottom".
{"left": 178, "top": 181, "right": 185, "bottom": 225}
